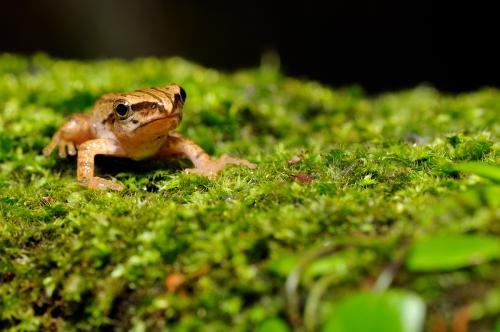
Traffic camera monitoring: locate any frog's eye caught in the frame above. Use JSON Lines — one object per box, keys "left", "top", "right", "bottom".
{"left": 114, "top": 102, "right": 131, "bottom": 119}
{"left": 179, "top": 87, "right": 187, "bottom": 103}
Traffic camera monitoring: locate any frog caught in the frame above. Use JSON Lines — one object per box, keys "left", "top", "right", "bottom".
{"left": 43, "top": 84, "right": 256, "bottom": 190}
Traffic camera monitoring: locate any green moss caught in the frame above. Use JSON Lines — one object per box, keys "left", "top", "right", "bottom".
{"left": 0, "top": 54, "right": 499, "bottom": 331}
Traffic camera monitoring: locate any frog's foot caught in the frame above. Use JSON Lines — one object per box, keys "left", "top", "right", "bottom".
{"left": 43, "top": 133, "right": 77, "bottom": 158}
{"left": 185, "top": 154, "right": 257, "bottom": 177}
{"left": 83, "top": 177, "right": 124, "bottom": 191}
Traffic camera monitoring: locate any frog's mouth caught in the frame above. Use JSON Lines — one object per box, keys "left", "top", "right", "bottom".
{"left": 133, "top": 114, "right": 180, "bottom": 131}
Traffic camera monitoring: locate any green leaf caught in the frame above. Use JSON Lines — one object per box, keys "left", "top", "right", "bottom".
{"left": 459, "top": 185, "right": 500, "bottom": 208}
{"left": 455, "top": 162, "right": 500, "bottom": 183}
{"left": 321, "top": 290, "right": 425, "bottom": 332}
{"left": 406, "top": 235, "right": 500, "bottom": 272}
{"left": 255, "top": 318, "right": 290, "bottom": 332}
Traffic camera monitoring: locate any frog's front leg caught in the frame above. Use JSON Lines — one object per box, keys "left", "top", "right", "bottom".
{"left": 157, "top": 134, "right": 256, "bottom": 177}
{"left": 77, "top": 138, "right": 127, "bottom": 190}
{"left": 43, "top": 114, "right": 93, "bottom": 158}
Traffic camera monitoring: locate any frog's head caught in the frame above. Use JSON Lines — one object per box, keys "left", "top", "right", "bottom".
{"left": 111, "top": 83, "right": 186, "bottom": 138}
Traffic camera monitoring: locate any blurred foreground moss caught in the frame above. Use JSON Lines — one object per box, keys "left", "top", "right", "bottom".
{"left": 0, "top": 54, "right": 499, "bottom": 331}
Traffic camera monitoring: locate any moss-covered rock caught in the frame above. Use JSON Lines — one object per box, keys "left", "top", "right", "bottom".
{"left": 0, "top": 54, "right": 498, "bottom": 331}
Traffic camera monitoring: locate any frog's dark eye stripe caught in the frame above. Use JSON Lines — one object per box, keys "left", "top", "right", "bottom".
{"left": 131, "top": 101, "right": 163, "bottom": 112}
{"left": 114, "top": 102, "right": 131, "bottom": 119}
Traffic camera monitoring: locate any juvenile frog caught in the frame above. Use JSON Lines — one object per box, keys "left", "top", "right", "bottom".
{"left": 43, "top": 84, "right": 256, "bottom": 190}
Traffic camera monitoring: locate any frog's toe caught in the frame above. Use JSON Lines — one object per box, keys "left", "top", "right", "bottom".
{"left": 87, "top": 177, "right": 124, "bottom": 191}
{"left": 56, "top": 140, "right": 77, "bottom": 158}
{"left": 43, "top": 145, "right": 54, "bottom": 157}
{"left": 220, "top": 154, "right": 257, "bottom": 169}
{"left": 43, "top": 139, "right": 59, "bottom": 157}
{"left": 185, "top": 156, "right": 256, "bottom": 178}
{"left": 184, "top": 167, "right": 214, "bottom": 177}
{"left": 43, "top": 132, "right": 61, "bottom": 157}
{"left": 67, "top": 142, "right": 77, "bottom": 156}
{"left": 58, "top": 141, "right": 68, "bottom": 158}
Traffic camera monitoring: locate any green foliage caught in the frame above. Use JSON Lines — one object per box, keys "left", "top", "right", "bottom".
{"left": 406, "top": 235, "right": 500, "bottom": 271}
{"left": 321, "top": 290, "right": 425, "bottom": 332}
{"left": 255, "top": 318, "right": 290, "bottom": 332}
{"left": 455, "top": 162, "right": 500, "bottom": 183}
{"left": 0, "top": 54, "right": 499, "bottom": 331}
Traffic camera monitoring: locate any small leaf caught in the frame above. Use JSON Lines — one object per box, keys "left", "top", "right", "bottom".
{"left": 406, "top": 235, "right": 500, "bottom": 272}
{"left": 255, "top": 318, "right": 290, "bottom": 332}
{"left": 290, "top": 173, "right": 314, "bottom": 184}
{"left": 288, "top": 155, "right": 302, "bottom": 166}
{"left": 454, "top": 162, "right": 500, "bottom": 183}
{"left": 321, "top": 290, "right": 425, "bottom": 332}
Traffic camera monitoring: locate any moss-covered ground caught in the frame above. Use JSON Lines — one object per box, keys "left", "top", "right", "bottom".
{"left": 0, "top": 54, "right": 499, "bottom": 331}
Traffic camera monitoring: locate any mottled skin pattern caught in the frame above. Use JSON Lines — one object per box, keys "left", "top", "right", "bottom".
{"left": 43, "top": 84, "right": 256, "bottom": 190}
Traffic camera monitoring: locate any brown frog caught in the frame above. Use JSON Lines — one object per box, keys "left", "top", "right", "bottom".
{"left": 43, "top": 84, "right": 256, "bottom": 190}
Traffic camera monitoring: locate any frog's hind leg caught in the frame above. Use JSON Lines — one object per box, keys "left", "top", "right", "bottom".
{"left": 43, "top": 114, "right": 93, "bottom": 158}
{"left": 77, "top": 138, "right": 127, "bottom": 191}
{"left": 157, "top": 134, "right": 256, "bottom": 177}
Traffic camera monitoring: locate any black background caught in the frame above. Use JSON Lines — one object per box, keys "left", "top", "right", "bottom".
{"left": 1, "top": 0, "right": 498, "bottom": 93}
